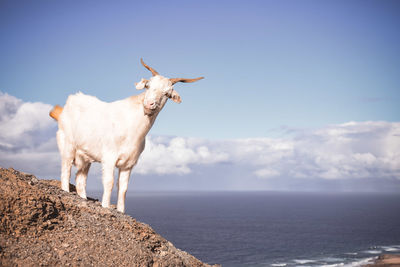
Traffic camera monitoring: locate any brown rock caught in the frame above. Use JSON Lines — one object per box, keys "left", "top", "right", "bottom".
{"left": 0, "top": 167, "right": 219, "bottom": 267}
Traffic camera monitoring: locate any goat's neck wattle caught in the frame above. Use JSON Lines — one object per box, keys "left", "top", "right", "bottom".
{"left": 133, "top": 92, "right": 167, "bottom": 140}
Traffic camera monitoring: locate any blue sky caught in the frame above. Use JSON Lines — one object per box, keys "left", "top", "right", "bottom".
{"left": 0, "top": 0, "right": 399, "bottom": 192}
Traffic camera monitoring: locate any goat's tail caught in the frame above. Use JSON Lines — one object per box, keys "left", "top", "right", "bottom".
{"left": 49, "top": 105, "right": 63, "bottom": 121}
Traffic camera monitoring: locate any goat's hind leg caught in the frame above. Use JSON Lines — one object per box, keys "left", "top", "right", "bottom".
{"left": 75, "top": 156, "right": 91, "bottom": 199}
{"left": 57, "top": 130, "right": 74, "bottom": 192}
{"left": 61, "top": 157, "right": 73, "bottom": 192}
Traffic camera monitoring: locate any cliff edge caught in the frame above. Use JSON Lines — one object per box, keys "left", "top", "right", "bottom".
{"left": 0, "top": 167, "right": 218, "bottom": 267}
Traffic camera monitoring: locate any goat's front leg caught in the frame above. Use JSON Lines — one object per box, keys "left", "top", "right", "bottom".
{"left": 117, "top": 168, "right": 132, "bottom": 213}
{"left": 101, "top": 162, "right": 115, "bottom": 208}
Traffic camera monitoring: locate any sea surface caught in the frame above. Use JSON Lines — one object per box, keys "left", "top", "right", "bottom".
{"left": 106, "top": 191, "right": 400, "bottom": 266}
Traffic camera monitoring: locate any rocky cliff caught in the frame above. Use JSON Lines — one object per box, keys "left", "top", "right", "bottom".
{"left": 0, "top": 167, "right": 218, "bottom": 267}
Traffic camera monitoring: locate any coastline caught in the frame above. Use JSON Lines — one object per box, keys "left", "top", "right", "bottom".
{"left": 365, "top": 254, "right": 400, "bottom": 266}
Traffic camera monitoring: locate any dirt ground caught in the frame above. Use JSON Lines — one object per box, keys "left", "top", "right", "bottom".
{"left": 0, "top": 167, "right": 218, "bottom": 267}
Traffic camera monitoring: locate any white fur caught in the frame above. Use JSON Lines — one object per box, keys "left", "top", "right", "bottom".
{"left": 57, "top": 75, "right": 175, "bottom": 213}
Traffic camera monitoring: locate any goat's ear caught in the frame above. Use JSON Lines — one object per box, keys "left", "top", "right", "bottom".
{"left": 135, "top": 78, "right": 148, "bottom": 90}
{"left": 169, "top": 89, "right": 182, "bottom": 103}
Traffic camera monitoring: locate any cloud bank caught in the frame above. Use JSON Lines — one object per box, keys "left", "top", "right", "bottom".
{"left": 136, "top": 121, "right": 400, "bottom": 181}
{"left": 231, "top": 121, "right": 400, "bottom": 180}
{"left": 0, "top": 92, "right": 60, "bottom": 177}
{"left": 0, "top": 92, "right": 399, "bottom": 191}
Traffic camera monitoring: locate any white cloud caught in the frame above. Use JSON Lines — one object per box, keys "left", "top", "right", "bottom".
{"left": 135, "top": 121, "right": 400, "bottom": 181}
{"left": 134, "top": 136, "right": 229, "bottom": 175}
{"left": 243, "top": 121, "right": 400, "bottom": 180}
{"left": 0, "top": 92, "right": 399, "bottom": 185}
{"left": 0, "top": 92, "right": 55, "bottom": 149}
{"left": 0, "top": 92, "right": 59, "bottom": 177}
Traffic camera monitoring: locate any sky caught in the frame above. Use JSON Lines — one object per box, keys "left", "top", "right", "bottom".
{"left": 1, "top": 0, "right": 399, "bottom": 192}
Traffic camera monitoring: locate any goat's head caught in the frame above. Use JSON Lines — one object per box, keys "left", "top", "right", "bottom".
{"left": 135, "top": 59, "right": 204, "bottom": 116}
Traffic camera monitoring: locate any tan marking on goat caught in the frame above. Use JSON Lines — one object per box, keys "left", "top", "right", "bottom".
{"left": 49, "top": 105, "right": 63, "bottom": 121}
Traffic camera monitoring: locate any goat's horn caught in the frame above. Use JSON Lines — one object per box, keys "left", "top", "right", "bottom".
{"left": 170, "top": 77, "right": 204, "bottom": 85}
{"left": 140, "top": 58, "right": 159, "bottom": 76}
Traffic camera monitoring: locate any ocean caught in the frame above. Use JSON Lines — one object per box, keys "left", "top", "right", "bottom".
{"left": 109, "top": 191, "right": 400, "bottom": 266}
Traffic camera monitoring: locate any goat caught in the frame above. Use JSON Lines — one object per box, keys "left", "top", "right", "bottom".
{"left": 50, "top": 59, "right": 203, "bottom": 213}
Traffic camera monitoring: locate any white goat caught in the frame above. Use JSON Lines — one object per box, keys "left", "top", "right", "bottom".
{"left": 50, "top": 59, "right": 203, "bottom": 213}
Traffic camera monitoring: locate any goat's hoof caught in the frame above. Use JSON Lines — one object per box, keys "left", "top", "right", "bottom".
{"left": 77, "top": 194, "right": 87, "bottom": 199}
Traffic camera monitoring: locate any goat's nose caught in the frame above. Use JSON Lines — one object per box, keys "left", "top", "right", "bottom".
{"left": 146, "top": 101, "right": 157, "bottom": 109}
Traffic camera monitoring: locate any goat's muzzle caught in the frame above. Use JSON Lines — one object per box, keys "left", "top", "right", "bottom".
{"left": 143, "top": 104, "right": 157, "bottom": 116}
